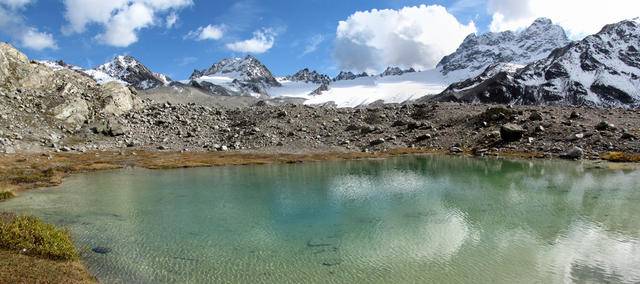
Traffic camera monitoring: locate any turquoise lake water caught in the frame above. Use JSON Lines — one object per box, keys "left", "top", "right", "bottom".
{"left": 2, "top": 155, "right": 640, "bottom": 283}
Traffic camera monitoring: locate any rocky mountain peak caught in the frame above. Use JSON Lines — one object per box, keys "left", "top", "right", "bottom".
{"left": 190, "top": 55, "right": 280, "bottom": 88}
{"left": 93, "top": 55, "right": 171, "bottom": 90}
{"left": 432, "top": 18, "right": 640, "bottom": 107}
{"left": 437, "top": 18, "right": 570, "bottom": 81}
{"left": 332, "top": 71, "right": 369, "bottom": 82}
{"left": 285, "top": 68, "right": 330, "bottom": 84}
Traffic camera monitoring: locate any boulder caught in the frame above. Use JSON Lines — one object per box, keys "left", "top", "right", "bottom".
{"left": 500, "top": 123, "right": 525, "bottom": 142}
{"left": 53, "top": 98, "right": 90, "bottom": 127}
{"left": 595, "top": 121, "right": 615, "bottom": 131}
{"left": 100, "top": 81, "right": 143, "bottom": 116}
{"left": 561, "top": 147, "right": 584, "bottom": 160}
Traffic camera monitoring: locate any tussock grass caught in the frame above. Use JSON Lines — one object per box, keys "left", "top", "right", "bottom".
{"left": 0, "top": 213, "right": 78, "bottom": 261}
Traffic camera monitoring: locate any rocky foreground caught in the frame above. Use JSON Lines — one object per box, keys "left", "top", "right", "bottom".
{"left": 2, "top": 91, "right": 640, "bottom": 160}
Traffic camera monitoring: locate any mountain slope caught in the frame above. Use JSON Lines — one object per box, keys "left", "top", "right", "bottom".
{"left": 437, "top": 18, "right": 570, "bottom": 82}
{"left": 431, "top": 18, "right": 640, "bottom": 107}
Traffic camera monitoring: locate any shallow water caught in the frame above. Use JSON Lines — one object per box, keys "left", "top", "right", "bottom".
{"left": 2, "top": 156, "right": 640, "bottom": 283}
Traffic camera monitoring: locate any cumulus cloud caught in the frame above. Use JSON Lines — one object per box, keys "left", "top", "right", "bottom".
{"left": 185, "top": 24, "right": 224, "bottom": 41}
{"left": 62, "top": 0, "right": 192, "bottom": 47}
{"left": 226, "top": 28, "right": 276, "bottom": 54}
{"left": 0, "top": 1, "right": 57, "bottom": 50}
{"left": 488, "top": 0, "right": 640, "bottom": 38}
{"left": 333, "top": 5, "right": 476, "bottom": 73}
{"left": 21, "top": 28, "right": 57, "bottom": 50}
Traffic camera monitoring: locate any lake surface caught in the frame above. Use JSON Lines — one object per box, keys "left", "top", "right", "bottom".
{"left": 2, "top": 156, "right": 640, "bottom": 283}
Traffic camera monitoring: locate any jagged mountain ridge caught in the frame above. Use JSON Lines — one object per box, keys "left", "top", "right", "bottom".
{"left": 437, "top": 18, "right": 570, "bottom": 82}
{"left": 431, "top": 18, "right": 640, "bottom": 107}
{"left": 332, "top": 71, "right": 370, "bottom": 81}
{"left": 92, "top": 55, "right": 172, "bottom": 90}
{"left": 39, "top": 56, "right": 172, "bottom": 90}
{"left": 283, "top": 68, "right": 330, "bottom": 85}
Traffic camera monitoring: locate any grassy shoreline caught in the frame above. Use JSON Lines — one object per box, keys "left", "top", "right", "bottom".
{"left": 1, "top": 147, "right": 639, "bottom": 283}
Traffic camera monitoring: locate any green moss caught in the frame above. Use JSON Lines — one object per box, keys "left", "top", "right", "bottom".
{"left": 0, "top": 214, "right": 78, "bottom": 261}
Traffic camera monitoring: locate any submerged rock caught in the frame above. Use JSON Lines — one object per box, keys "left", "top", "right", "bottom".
{"left": 92, "top": 247, "right": 112, "bottom": 254}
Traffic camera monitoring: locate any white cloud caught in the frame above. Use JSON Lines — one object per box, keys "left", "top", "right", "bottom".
{"left": 20, "top": 28, "right": 58, "bottom": 50}
{"left": 166, "top": 11, "right": 178, "bottom": 28}
{"left": 96, "top": 3, "right": 154, "bottom": 47}
{"left": 333, "top": 5, "right": 476, "bottom": 73}
{"left": 0, "top": 2, "right": 57, "bottom": 50}
{"left": 185, "top": 24, "right": 224, "bottom": 41}
{"left": 488, "top": 0, "right": 640, "bottom": 38}
{"left": 226, "top": 28, "right": 276, "bottom": 54}
{"left": 62, "top": 0, "right": 193, "bottom": 47}
{"left": 301, "top": 34, "right": 324, "bottom": 56}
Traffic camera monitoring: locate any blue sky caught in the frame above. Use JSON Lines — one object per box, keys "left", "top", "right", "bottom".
{"left": 1, "top": 0, "right": 638, "bottom": 79}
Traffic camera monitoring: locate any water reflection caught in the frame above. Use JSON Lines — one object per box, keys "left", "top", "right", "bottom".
{"left": 1, "top": 156, "right": 639, "bottom": 283}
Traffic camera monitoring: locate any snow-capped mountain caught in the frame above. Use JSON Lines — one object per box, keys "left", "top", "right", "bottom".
{"left": 437, "top": 18, "right": 570, "bottom": 82}
{"left": 333, "top": 71, "right": 370, "bottom": 82}
{"left": 39, "top": 56, "right": 172, "bottom": 90}
{"left": 92, "top": 55, "right": 172, "bottom": 90}
{"left": 431, "top": 18, "right": 640, "bottom": 107}
{"left": 189, "top": 55, "right": 281, "bottom": 97}
{"left": 284, "top": 68, "right": 331, "bottom": 85}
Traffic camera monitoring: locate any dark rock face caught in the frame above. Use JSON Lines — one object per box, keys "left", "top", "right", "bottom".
{"left": 500, "top": 124, "right": 525, "bottom": 142}
{"left": 333, "top": 71, "right": 369, "bottom": 81}
{"left": 285, "top": 68, "right": 330, "bottom": 85}
{"left": 380, "top": 67, "right": 416, "bottom": 77}
{"left": 431, "top": 19, "right": 640, "bottom": 108}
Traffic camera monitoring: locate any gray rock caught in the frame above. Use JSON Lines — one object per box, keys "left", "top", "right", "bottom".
{"left": 596, "top": 121, "right": 615, "bottom": 131}
{"left": 561, "top": 147, "right": 584, "bottom": 160}
{"left": 450, "top": 147, "right": 463, "bottom": 153}
{"left": 500, "top": 123, "right": 525, "bottom": 142}
{"left": 369, "top": 138, "right": 385, "bottom": 146}
{"left": 92, "top": 247, "right": 112, "bottom": 254}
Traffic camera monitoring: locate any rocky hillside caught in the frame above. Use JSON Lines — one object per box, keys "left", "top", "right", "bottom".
{"left": 332, "top": 71, "right": 369, "bottom": 82}
{"left": 431, "top": 18, "right": 640, "bottom": 107}
{"left": 437, "top": 18, "right": 570, "bottom": 81}
{"left": 0, "top": 42, "right": 143, "bottom": 152}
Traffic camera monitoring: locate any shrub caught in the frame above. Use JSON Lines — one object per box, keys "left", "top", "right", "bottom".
{"left": 0, "top": 191, "right": 15, "bottom": 201}
{"left": 0, "top": 213, "right": 78, "bottom": 261}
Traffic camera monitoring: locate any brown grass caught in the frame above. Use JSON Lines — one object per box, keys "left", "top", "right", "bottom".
{"left": 601, "top": 152, "right": 640, "bottom": 162}
{"left": 0, "top": 250, "right": 95, "bottom": 283}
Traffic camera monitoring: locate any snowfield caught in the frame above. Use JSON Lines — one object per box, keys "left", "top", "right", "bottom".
{"left": 269, "top": 70, "right": 449, "bottom": 107}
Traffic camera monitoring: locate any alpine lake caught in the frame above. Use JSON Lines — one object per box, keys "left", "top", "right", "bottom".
{"left": 2, "top": 155, "right": 640, "bottom": 283}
